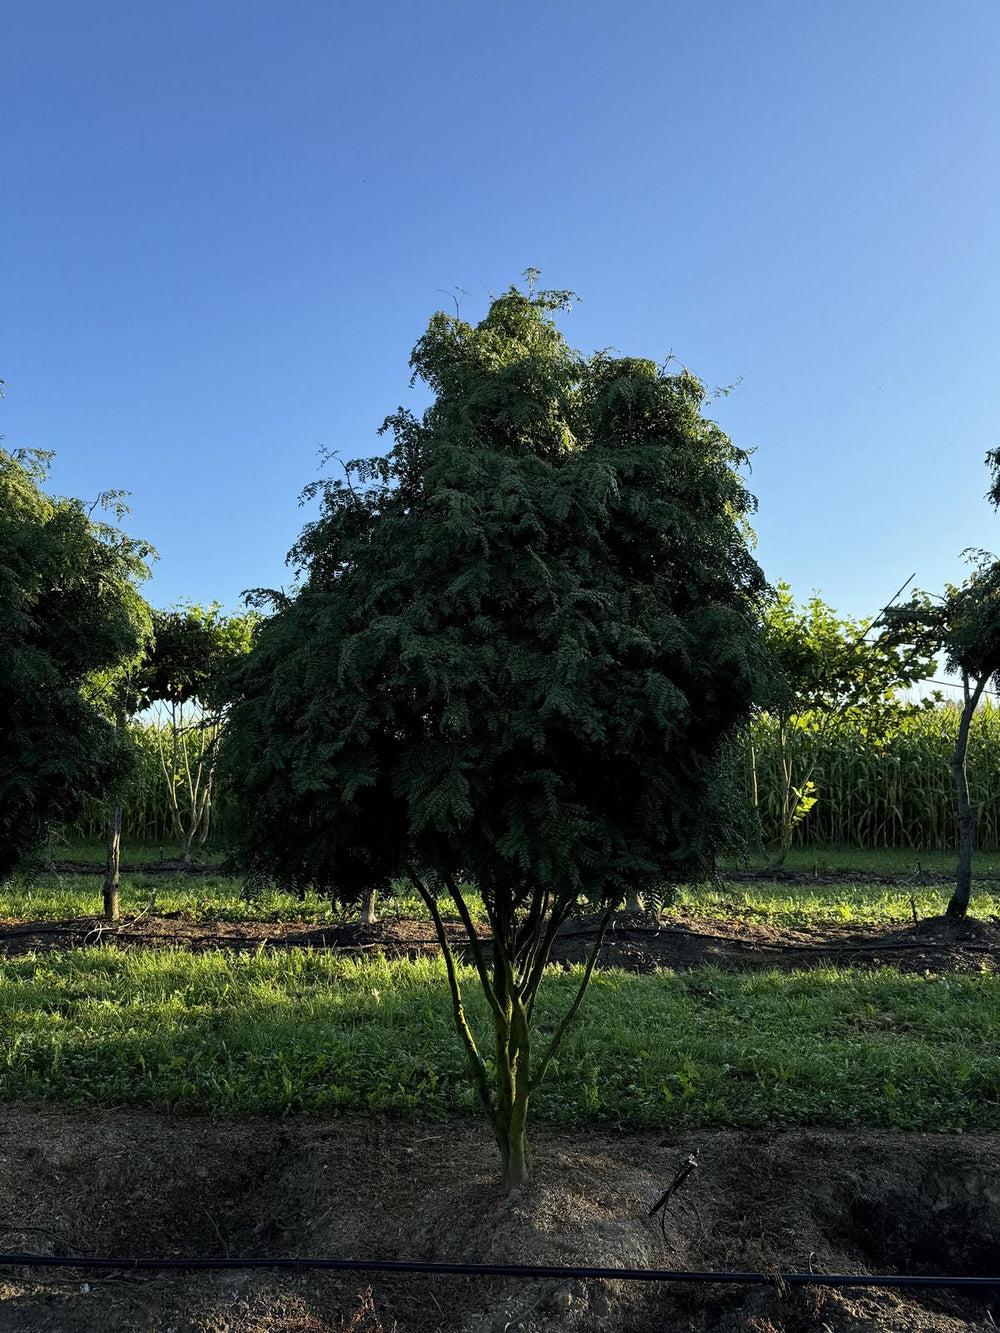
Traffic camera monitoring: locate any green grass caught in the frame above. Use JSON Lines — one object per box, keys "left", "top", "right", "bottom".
{"left": 45, "top": 838, "right": 220, "bottom": 867}
{"left": 723, "top": 844, "right": 1000, "bottom": 878}
{"left": 674, "top": 880, "right": 1000, "bottom": 925}
{"left": 1, "top": 948, "right": 998, "bottom": 1132}
{"left": 5, "top": 866, "right": 999, "bottom": 930}
{"left": 0, "top": 874, "right": 488, "bottom": 924}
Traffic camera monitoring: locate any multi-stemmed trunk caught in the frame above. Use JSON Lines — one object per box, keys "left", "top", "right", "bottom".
{"left": 948, "top": 673, "right": 986, "bottom": 920}
{"left": 155, "top": 702, "right": 218, "bottom": 862}
{"left": 409, "top": 868, "right": 612, "bottom": 1191}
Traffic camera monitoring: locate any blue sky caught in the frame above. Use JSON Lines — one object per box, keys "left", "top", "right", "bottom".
{"left": 3, "top": 1, "right": 998, "bottom": 664}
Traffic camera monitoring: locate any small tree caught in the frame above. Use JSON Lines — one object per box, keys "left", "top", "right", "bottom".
{"left": 887, "top": 563, "right": 1000, "bottom": 918}
{"left": 0, "top": 446, "right": 153, "bottom": 880}
{"left": 219, "top": 284, "right": 772, "bottom": 1187}
{"left": 134, "top": 603, "right": 255, "bottom": 861}
{"left": 760, "top": 582, "right": 935, "bottom": 865}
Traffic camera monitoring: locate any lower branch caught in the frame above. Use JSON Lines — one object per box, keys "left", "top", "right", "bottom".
{"left": 407, "top": 866, "right": 496, "bottom": 1126}
{"left": 529, "top": 905, "right": 613, "bottom": 1093}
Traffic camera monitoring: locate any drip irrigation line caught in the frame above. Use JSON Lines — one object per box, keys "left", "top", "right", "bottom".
{"left": 1, "top": 1252, "right": 999, "bottom": 1290}
{"left": 552, "top": 924, "right": 993, "bottom": 955}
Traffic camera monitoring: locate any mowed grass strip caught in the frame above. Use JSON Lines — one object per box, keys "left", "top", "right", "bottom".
{"left": 673, "top": 880, "right": 1000, "bottom": 925}
{"left": 1, "top": 950, "right": 998, "bottom": 1131}
{"left": 5, "top": 871, "right": 1000, "bottom": 928}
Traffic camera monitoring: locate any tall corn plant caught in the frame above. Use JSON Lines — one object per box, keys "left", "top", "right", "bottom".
{"left": 744, "top": 705, "right": 1000, "bottom": 851}
{"left": 759, "top": 582, "right": 937, "bottom": 866}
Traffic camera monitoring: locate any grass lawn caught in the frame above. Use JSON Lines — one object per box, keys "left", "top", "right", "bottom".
{"left": 4, "top": 866, "right": 999, "bottom": 928}
{"left": 1, "top": 949, "right": 998, "bottom": 1132}
{"left": 673, "top": 879, "right": 1000, "bottom": 925}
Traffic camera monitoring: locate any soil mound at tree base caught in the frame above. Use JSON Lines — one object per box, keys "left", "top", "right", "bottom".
{"left": 1, "top": 1107, "right": 999, "bottom": 1331}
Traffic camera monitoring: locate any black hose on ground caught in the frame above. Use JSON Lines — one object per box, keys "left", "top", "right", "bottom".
{"left": 1, "top": 1253, "right": 998, "bottom": 1289}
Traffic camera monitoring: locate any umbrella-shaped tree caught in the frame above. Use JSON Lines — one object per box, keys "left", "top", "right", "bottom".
{"left": 218, "top": 284, "right": 772, "bottom": 1187}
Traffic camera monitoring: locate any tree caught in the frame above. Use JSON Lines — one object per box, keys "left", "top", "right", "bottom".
{"left": 887, "top": 562, "right": 1000, "bottom": 918}
{"left": 760, "top": 582, "right": 935, "bottom": 866}
{"left": 133, "top": 603, "right": 256, "bottom": 861}
{"left": 218, "top": 284, "right": 772, "bottom": 1188}
{"left": 0, "top": 446, "right": 153, "bottom": 880}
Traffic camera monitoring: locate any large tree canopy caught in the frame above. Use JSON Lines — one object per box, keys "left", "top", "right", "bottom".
{"left": 219, "top": 285, "right": 773, "bottom": 1185}
{"left": 0, "top": 447, "right": 153, "bottom": 877}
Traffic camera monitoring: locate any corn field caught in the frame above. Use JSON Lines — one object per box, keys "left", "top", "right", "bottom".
{"left": 69, "top": 721, "right": 220, "bottom": 846}
{"left": 748, "top": 701, "right": 1000, "bottom": 851}
{"left": 67, "top": 703, "right": 1000, "bottom": 852}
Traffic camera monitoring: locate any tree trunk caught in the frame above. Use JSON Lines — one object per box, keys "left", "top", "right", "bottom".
{"left": 948, "top": 674, "right": 986, "bottom": 920}
{"left": 408, "top": 867, "right": 613, "bottom": 1191}
{"left": 179, "top": 825, "right": 195, "bottom": 863}
{"left": 491, "top": 950, "right": 533, "bottom": 1192}
{"left": 103, "top": 805, "right": 122, "bottom": 922}
{"left": 498, "top": 1113, "right": 531, "bottom": 1191}
{"left": 360, "top": 886, "right": 377, "bottom": 926}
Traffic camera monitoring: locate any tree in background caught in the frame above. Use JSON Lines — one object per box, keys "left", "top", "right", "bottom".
{"left": 760, "top": 582, "right": 935, "bottom": 866}
{"left": 887, "top": 561, "right": 1000, "bottom": 918}
{"left": 219, "top": 283, "right": 772, "bottom": 1187}
{"left": 134, "top": 603, "right": 256, "bottom": 861}
{"left": 0, "top": 444, "right": 153, "bottom": 881}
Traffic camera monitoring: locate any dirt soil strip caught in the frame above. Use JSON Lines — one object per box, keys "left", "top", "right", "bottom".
{"left": 1, "top": 1104, "right": 998, "bottom": 1331}
{"left": 0, "top": 910, "right": 997, "bottom": 974}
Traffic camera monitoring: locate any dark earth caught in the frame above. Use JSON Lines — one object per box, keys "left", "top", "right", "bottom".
{"left": 2, "top": 904, "right": 997, "bottom": 977}
{"left": 3, "top": 866, "right": 998, "bottom": 1329}
{"left": 2, "top": 1106, "right": 1000, "bottom": 1332}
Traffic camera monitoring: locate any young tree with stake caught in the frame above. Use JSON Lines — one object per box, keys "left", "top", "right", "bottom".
{"left": 218, "top": 284, "right": 772, "bottom": 1188}
{"left": 887, "top": 561, "right": 1000, "bottom": 919}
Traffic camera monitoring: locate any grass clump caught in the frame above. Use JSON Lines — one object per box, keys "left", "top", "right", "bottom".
{"left": 1, "top": 949, "right": 998, "bottom": 1132}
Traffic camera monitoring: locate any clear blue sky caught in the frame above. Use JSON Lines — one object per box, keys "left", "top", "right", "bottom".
{"left": 4, "top": 1, "right": 998, "bottom": 645}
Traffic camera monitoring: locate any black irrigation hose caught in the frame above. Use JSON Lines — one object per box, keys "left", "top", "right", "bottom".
{"left": 2, "top": 1253, "right": 999, "bottom": 1290}
{"left": 549, "top": 924, "right": 994, "bottom": 955}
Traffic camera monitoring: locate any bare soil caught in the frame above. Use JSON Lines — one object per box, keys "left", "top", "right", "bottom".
{"left": 0, "top": 1105, "right": 998, "bottom": 1332}
{"left": 1, "top": 908, "right": 997, "bottom": 975}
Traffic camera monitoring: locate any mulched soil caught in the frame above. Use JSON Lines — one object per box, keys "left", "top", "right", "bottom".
{"left": 1, "top": 1104, "right": 999, "bottom": 1331}
{"left": 1, "top": 907, "right": 997, "bottom": 975}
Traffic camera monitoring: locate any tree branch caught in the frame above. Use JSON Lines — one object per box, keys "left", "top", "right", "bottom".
{"left": 442, "top": 872, "right": 503, "bottom": 1022}
{"left": 407, "top": 866, "right": 495, "bottom": 1125}
{"left": 529, "top": 904, "right": 613, "bottom": 1093}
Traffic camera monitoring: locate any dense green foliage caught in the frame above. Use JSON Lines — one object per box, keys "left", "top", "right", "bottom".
{"left": 3, "top": 949, "right": 999, "bottom": 1133}
{"left": 61, "top": 701, "right": 1000, "bottom": 854}
{"left": 221, "top": 286, "right": 770, "bottom": 909}
{"left": 134, "top": 603, "right": 257, "bottom": 710}
{"left": 0, "top": 447, "right": 153, "bottom": 877}
{"left": 218, "top": 284, "right": 772, "bottom": 1183}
